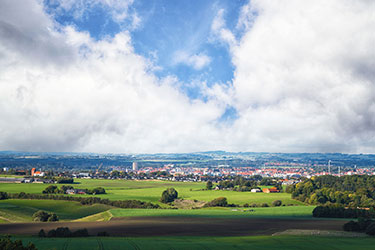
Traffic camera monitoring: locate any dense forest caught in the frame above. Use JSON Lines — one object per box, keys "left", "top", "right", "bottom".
{"left": 288, "top": 175, "right": 375, "bottom": 207}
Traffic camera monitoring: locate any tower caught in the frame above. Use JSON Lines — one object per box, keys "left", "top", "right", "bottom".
{"left": 328, "top": 160, "right": 331, "bottom": 175}
{"left": 132, "top": 162, "right": 138, "bottom": 171}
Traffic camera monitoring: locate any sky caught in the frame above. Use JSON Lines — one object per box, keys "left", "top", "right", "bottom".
{"left": 0, "top": 0, "right": 374, "bottom": 154}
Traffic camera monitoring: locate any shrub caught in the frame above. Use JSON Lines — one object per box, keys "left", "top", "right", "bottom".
{"left": 261, "top": 203, "right": 269, "bottom": 207}
{"left": 272, "top": 200, "right": 282, "bottom": 207}
{"left": 44, "top": 227, "right": 89, "bottom": 237}
{"left": 243, "top": 203, "right": 249, "bottom": 207}
{"left": 55, "top": 227, "right": 72, "bottom": 237}
{"left": 366, "top": 222, "right": 375, "bottom": 236}
{"left": 97, "top": 231, "right": 110, "bottom": 236}
{"left": 38, "top": 229, "right": 46, "bottom": 237}
{"left": 47, "top": 229, "right": 56, "bottom": 237}
{"left": 72, "top": 228, "right": 89, "bottom": 237}
{"left": 205, "top": 197, "right": 228, "bottom": 207}
{"left": 343, "top": 221, "right": 360, "bottom": 232}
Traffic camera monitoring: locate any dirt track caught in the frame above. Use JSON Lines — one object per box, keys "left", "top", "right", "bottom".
{"left": 0, "top": 217, "right": 346, "bottom": 237}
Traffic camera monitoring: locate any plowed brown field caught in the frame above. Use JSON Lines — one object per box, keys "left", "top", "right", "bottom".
{"left": 0, "top": 217, "right": 346, "bottom": 236}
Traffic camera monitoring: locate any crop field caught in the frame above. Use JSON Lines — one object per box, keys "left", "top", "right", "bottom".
{"left": 0, "top": 178, "right": 303, "bottom": 206}
{"left": 0, "top": 199, "right": 112, "bottom": 222}
{"left": 10, "top": 235, "right": 375, "bottom": 250}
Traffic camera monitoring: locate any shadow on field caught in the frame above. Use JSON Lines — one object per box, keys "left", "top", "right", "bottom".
{"left": 0, "top": 217, "right": 346, "bottom": 237}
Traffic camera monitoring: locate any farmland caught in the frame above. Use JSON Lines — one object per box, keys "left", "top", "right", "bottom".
{"left": 0, "top": 177, "right": 371, "bottom": 249}
{"left": 0, "top": 179, "right": 303, "bottom": 206}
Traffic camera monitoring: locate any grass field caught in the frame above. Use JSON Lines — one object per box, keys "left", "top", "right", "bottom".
{"left": 10, "top": 235, "right": 375, "bottom": 250}
{"left": 109, "top": 206, "right": 315, "bottom": 219}
{"left": 0, "top": 199, "right": 112, "bottom": 222}
{"left": 0, "top": 178, "right": 304, "bottom": 206}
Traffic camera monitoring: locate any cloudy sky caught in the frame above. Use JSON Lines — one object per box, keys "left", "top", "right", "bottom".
{"left": 0, "top": 0, "right": 374, "bottom": 154}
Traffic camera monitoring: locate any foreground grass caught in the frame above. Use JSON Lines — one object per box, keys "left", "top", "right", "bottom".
{"left": 10, "top": 235, "right": 375, "bottom": 250}
{"left": 0, "top": 179, "right": 304, "bottom": 206}
{"left": 0, "top": 199, "right": 112, "bottom": 222}
{"left": 110, "top": 206, "right": 315, "bottom": 219}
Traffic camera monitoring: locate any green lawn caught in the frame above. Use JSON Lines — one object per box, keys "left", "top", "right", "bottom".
{"left": 10, "top": 235, "right": 375, "bottom": 250}
{"left": 110, "top": 206, "right": 315, "bottom": 219}
{"left": 0, "top": 179, "right": 303, "bottom": 206}
{"left": 0, "top": 199, "right": 112, "bottom": 222}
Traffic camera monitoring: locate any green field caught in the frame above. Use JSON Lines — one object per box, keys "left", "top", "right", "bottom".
{"left": 0, "top": 178, "right": 303, "bottom": 206}
{"left": 9, "top": 235, "right": 375, "bottom": 250}
{"left": 0, "top": 199, "right": 112, "bottom": 222}
{"left": 109, "top": 206, "right": 315, "bottom": 219}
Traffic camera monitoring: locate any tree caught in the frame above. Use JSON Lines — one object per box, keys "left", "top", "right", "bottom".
{"left": 32, "top": 210, "right": 59, "bottom": 222}
{"left": 42, "top": 185, "right": 59, "bottom": 194}
{"left": 32, "top": 211, "right": 50, "bottom": 222}
{"left": 160, "top": 188, "right": 178, "bottom": 203}
{"left": 272, "top": 200, "right": 282, "bottom": 207}
{"left": 206, "top": 181, "right": 213, "bottom": 190}
{"left": 0, "top": 191, "right": 8, "bottom": 200}
{"left": 0, "top": 236, "right": 37, "bottom": 250}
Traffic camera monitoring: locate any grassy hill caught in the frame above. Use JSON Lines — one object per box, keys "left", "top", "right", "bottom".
{"left": 0, "top": 199, "right": 112, "bottom": 222}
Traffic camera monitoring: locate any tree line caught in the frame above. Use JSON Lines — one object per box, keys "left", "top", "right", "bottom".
{"left": 288, "top": 175, "right": 375, "bottom": 207}
{"left": 42, "top": 185, "right": 106, "bottom": 195}
{"left": 313, "top": 204, "right": 375, "bottom": 219}
{"left": 213, "top": 176, "right": 282, "bottom": 192}
{"left": 0, "top": 191, "right": 160, "bottom": 209}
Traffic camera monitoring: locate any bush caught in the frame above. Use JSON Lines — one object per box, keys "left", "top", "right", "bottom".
{"left": 160, "top": 188, "right": 178, "bottom": 203}
{"left": 366, "top": 222, "right": 375, "bottom": 236}
{"left": 38, "top": 229, "right": 46, "bottom": 237}
{"left": 43, "top": 227, "right": 89, "bottom": 237}
{"left": 47, "top": 229, "right": 56, "bottom": 237}
{"left": 72, "top": 228, "right": 89, "bottom": 237}
{"left": 261, "top": 203, "right": 269, "bottom": 207}
{"left": 272, "top": 200, "right": 282, "bottom": 207}
{"left": 55, "top": 227, "right": 72, "bottom": 237}
{"left": 205, "top": 197, "right": 228, "bottom": 207}
{"left": 97, "top": 231, "right": 110, "bottom": 236}
{"left": 343, "top": 221, "right": 360, "bottom": 232}
{"left": 243, "top": 203, "right": 249, "bottom": 207}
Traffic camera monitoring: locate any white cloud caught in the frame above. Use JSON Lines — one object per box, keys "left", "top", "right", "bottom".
{"left": 227, "top": 0, "right": 375, "bottom": 153}
{"left": 173, "top": 51, "right": 211, "bottom": 70}
{"left": 0, "top": 0, "right": 223, "bottom": 153}
{"left": 47, "top": 0, "right": 139, "bottom": 29}
{"left": 211, "top": 9, "right": 237, "bottom": 47}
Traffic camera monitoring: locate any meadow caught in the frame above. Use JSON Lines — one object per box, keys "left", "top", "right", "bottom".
{"left": 109, "top": 206, "right": 315, "bottom": 219}
{"left": 0, "top": 178, "right": 304, "bottom": 206}
{"left": 10, "top": 235, "right": 375, "bottom": 250}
